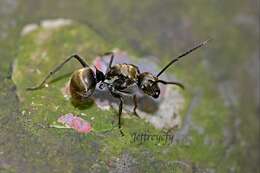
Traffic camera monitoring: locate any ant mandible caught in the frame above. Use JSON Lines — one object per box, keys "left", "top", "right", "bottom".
{"left": 27, "top": 39, "right": 211, "bottom": 136}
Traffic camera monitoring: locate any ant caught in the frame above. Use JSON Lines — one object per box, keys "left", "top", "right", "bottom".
{"left": 27, "top": 39, "right": 211, "bottom": 136}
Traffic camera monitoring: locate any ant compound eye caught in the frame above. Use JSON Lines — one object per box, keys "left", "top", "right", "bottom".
{"left": 153, "top": 90, "right": 160, "bottom": 98}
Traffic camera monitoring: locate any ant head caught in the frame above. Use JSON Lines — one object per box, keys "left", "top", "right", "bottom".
{"left": 138, "top": 72, "right": 160, "bottom": 98}
{"left": 95, "top": 66, "right": 105, "bottom": 83}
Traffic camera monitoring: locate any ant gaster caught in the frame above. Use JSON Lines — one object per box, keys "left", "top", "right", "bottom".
{"left": 27, "top": 39, "right": 211, "bottom": 136}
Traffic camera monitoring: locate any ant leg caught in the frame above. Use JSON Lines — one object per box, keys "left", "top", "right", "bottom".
{"left": 157, "top": 80, "right": 185, "bottom": 89}
{"left": 133, "top": 95, "right": 140, "bottom": 118}
{"left": 102, "top": 52, "right": 114, "bottom": 74}
{"left": 118, "top": 96, "right": 124, "bottom": 136}
{"left": 27, "top": 54, "right": 88, "bottom": 91}
{"left": 109, "top": 90, "right": 124, "bottom": 136}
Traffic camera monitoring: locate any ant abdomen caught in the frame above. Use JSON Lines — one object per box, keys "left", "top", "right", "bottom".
{"left": 69, "top": 67, "right": 96, "bottom": 101}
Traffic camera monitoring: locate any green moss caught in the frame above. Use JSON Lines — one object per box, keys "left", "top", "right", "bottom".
{"left": 12, "top": 22, "right": 233, "bottom": 172}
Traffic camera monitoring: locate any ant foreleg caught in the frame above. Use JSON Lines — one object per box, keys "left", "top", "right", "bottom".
{"left": 27, "top": 54, "right": 88, "bottom": 91}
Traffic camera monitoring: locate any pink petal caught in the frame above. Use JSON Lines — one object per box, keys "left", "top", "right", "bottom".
{"left": 58, "top": 113, "right": 92, "bottom": 134}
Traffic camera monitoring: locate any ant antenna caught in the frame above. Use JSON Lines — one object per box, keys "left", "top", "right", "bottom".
{"left": 156, "top": 38, "right": 212, "bottom": 77}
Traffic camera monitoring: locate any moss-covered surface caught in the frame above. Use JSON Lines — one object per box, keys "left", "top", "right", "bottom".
{"left": 10, "top": 21, "right": 233, "bottom": 172}
{"left": 1, "top": 0, "right": 258, "bottom": 173}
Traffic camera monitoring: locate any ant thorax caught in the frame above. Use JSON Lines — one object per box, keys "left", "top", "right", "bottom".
{"left": 104, "top": 73, "right": 136, "bottom": 91}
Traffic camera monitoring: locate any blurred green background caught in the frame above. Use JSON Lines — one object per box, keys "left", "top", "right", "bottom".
{"left": 0, "top": 0, "right": 259, "bottom": 172}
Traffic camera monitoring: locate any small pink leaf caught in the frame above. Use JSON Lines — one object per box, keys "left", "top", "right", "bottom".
{"left": 58, "top": 113, "right": 92, "bottom": 134}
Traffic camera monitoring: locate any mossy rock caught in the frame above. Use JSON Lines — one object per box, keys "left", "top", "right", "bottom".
{"left": 12, "top": 19, "right": 230, "bottom": 172}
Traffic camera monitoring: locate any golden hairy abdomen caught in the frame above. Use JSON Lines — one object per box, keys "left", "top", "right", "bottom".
{"left": 69, "top": 68, "right": 96, "bottom": 100}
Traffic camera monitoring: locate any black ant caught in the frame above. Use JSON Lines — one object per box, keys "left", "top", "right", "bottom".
{"left": 27, "top": 39, "right": 211, "bottom": 136}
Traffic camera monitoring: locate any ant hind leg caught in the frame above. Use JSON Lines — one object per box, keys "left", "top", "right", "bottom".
{"left": 27, "top": 54, "right": 88, "bottom": 91}
{"left": 100, "top": 52, "right": 114, "bottom": 74}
